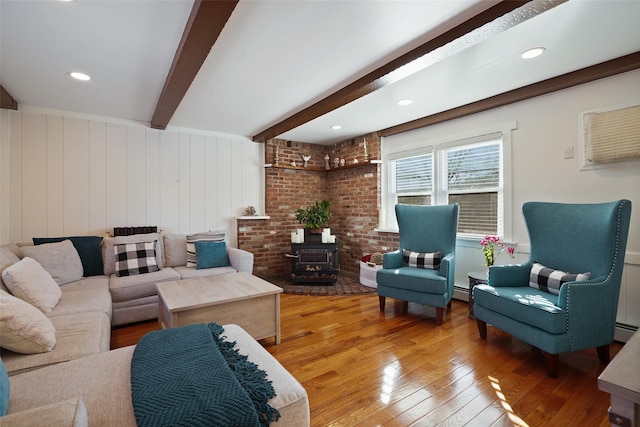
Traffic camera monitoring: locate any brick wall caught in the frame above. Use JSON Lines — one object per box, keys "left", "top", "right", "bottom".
{"left": 238, "top": 133, "right": 400, "bottom": 279}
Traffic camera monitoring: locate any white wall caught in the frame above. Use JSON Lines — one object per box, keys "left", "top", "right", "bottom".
{"left": 0, "top": 107, "right": 265, "bottom": 247}
{"left": 382, "top": 69, "right": 640, "bottom": 331}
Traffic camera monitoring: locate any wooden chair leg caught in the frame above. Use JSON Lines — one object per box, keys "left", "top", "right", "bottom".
{"left": 476, "top": 319, "right": 487, "bottom": 339}
{"left": 597, "top": 344, "right": 610, "bottom": 363}
{"left": 544, "top": 352, "right": 559, "bottom": 378}
{"left": 402, "top": 300, "right": 409, "bottom": 312}
{"left": 378, "top": 296, "right": 386, "bottom": 311}
{"left": 436, "top": 307, "right": 443, "bottom": 325}
{"left": 447, "top": 300, "right": 452, "bottom": 309}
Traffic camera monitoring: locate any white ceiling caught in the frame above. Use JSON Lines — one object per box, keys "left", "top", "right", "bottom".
{"left": 1, "top": 0, "right": 639, "bottom": 145}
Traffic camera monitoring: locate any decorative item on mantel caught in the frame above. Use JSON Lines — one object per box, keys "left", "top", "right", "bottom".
{"left": 301, "top": 154, "right": 311, "bottom": 167}
{"left": 334, "top": 158, "right": 340, "bottom": 168}
{"left": 244, "top": 206, "right": 257, "bottom": 216}
{"left": 363, "top": 137, "right": 369, "bottom": 162}
{"left": 274, "top": 140, "right": 279, "bottom": 166}
{"left": 480, "top": 235, "right": 514, "bottom": 269}
{"left": 294, "top": 200, "right": 331, "bottom": 234}
{"left": 324, "top": 154, "right": 330, "bottom": 170}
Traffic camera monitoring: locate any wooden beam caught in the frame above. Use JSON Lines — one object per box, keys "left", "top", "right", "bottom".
{"left": 251, "top": 0, "right": 529, "bottom": 143}
{"left": 1, "top": 85, "right": 18, "bottom": 110}
{"left": 380, "top": 51, "right": 640, "bottom": 137}
{"left": 151, "top": 0, "right": 238, "bottom": 130}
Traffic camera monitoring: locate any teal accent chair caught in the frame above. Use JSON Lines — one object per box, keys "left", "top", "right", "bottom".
{"left": 376, "top": 204, "right": 459, "bottom": 325}
{"left": 473, "top": 200, "right": 632, "bottom": 377}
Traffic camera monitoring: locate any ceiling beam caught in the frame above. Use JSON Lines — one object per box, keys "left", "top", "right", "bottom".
{"left": 251, "top": 0, "right": 529, "bottom": 143}
{"left": 1, "top": 85, "right": 18, "bottom": 110}
{"left": 151, "top": 0, "right": 238, "bottom": 130}
{"left": 380, "top": 51, "right": 640, "bottom": 137}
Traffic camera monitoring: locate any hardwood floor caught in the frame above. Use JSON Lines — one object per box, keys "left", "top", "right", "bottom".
{"left": 111, "top": 292, "right": 620, "bottom": 426}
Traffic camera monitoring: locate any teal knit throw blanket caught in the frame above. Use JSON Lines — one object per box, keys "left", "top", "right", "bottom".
{"left": 130, "top": 323, "right": 280, "bottom": 427}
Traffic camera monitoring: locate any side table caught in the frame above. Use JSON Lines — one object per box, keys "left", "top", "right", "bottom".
{"left": 467, "top": 271, "right": 488, "bottom": 318}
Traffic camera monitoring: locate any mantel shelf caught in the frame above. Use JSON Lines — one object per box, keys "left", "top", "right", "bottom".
{"left": 264, "top": 160, "right": 380, "bottom": 172}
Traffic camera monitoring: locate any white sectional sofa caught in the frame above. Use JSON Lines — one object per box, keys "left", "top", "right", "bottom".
{"left": 0, "top": 235, "right": 310, "bottom": 426}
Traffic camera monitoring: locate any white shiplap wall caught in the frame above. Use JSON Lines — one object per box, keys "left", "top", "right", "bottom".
{"left": 0, "top": 108, "right": 264, "bottom": 246}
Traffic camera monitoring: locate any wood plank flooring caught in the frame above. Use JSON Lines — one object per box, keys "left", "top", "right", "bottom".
{"left": 111, "top": 290, "right": 621, "bottom": 426}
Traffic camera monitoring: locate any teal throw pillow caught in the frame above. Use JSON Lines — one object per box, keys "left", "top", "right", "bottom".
{"left": 195, "top": 241, "right": 230, "bottom": 269}
{"left": 34, "top": 236, "right": 104, "bottom": 276}
{"left": 0, "top": 358, "right": 9, "bottom": 416}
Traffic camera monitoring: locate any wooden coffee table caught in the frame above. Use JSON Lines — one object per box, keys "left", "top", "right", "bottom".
{"left": 157, "top": 272, "right": 283, "bottom": 343}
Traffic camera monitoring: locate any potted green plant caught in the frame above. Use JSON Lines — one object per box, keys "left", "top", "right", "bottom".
{"left": 294, "top": 200, "right": 331, "bottom": 234}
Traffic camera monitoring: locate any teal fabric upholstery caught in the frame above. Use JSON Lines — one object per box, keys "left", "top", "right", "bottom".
{"left": 0, "top": 358, "right": 9, "bottom": 416}
{"left": 473, "top": 200, "right": 632, "bottom": 377}
{"left": 376, "top": 204, "right": 459, "bottom": 325}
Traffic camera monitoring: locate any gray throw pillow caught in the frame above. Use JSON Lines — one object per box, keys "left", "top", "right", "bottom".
{"left": 20, "top": 240, "right": 83, "bottom": 285}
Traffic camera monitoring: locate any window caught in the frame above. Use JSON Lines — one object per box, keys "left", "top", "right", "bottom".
{"left": 383, "top": 126, "right": 513, "bottom": 239}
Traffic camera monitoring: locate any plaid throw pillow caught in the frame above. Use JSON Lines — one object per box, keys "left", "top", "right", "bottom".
{"left": 114, "top": 241, "right": 159, "bottom": 277}
{"left": 529, "top": 262, "right": 591, "bottom": 295}
{"left": 402, "top": 249, "right": 443, "bottom": 270}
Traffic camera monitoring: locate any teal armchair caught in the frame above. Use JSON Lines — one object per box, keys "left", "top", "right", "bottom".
{"left": 376, "top": 204, "right": 459, "bottom": 325}
{"left": 473, "top": 200, "right": 632, "bottom": 377}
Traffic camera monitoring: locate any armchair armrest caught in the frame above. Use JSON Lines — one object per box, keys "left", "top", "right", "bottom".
{"left": 382, "top": 250, "right": 403, "bottom": 269}
{"left": 557, "top": 276, "right": 617, "bottom": 348}
{"left": 227, "top": 247, "right": 254, "bottom": 274}
{"left": 1, "top": 398, "right": 87, "bottom": 427}
{"left": 488, "top": 263, "right": 532, "bottom": 287}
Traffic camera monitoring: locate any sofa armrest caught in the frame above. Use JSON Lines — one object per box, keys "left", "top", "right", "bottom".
{"left": 227, "top": 247, "right": 253, "bottom": 274}
{"left": 2, "top": 398, "right": 87, "bottom": 427}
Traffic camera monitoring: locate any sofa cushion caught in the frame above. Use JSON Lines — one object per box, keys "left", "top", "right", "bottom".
{"left": 33, "top": 236, "right": 104, "bottom": 277}
{"left": 0, "top": 247, "right": 21, "bottom": 293}
{"left": 2, "top": 257, "right": 62, "bottom": 313}
{"left": 0, "top": 356, "right": 9, "bottom": 416}
{"left": 529, "top": 262, "right": 591, "bottom": 295}
{"left": 109, "top": 268, "right": 180, "bottom": 303}
{"left": 114, "top": 241, "right": 159, "bottom": 277}
{"left": 174, "top": 265, "right": 237, "bottom": 279}
{"left": 1, "top": 311, "right": 111, "bottom": 375}
{"left": 21, "top": 240, "right": 83, "bottom": 285}
{"left": 0, "top": 289, "right": 56, "bottom": 354}
{"left": 195, "top": 241, "right": 230, "bottom": 269}
{"left": 0, "top": 398, "right": 88, "bottom": 427}
{"left": 6, "top": 346, "right": 137, "bottom": 425}
{"left": 186, "top": 231, "right": 225, "bottom": 267}
{"left": 51, "top": 286, "right": 112, "bottom": 320}
{"left": 103, "top": 233, "right": 165, "bottom": 275}
{"left": 402, "top": 249, "right": 443, "bottom": 270}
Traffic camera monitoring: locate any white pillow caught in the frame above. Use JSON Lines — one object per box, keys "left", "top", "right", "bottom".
{"left": 2, "top": 257, "right": 62, "bottom": 313}
{"left": 0, "top": 289, "right": 56, "bottom": 354}
{"left": 20, "top": 239, "right": 83, "bottom": 285}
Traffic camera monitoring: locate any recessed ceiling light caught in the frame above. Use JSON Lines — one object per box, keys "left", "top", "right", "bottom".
{"left": 331, "top": 125, "right": 342, "bottom": 130}
{"left": 397, "top": 99, "right": 413, "bottom": 106}
{"left": 70, "top": 71, "right": 91, "bottom": 81}
{"left": 521, "top": 47, "right": 546, "bottom": 59}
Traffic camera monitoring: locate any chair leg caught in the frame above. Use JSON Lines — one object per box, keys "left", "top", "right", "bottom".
{"left": 544, "top": 352, "right": 559, "bottom": 378}
{"left": 402, "top": 301, "right": 409, "bottom": 312}
{"left": 476, "top": 319, "right": 487, "bottom": 339}
{"left": 378, "top": 296, "right": 386, "bottom": 311}
{"left": 447, "top": 300, "right": 452, "bottom": 309}
{"left": 436, "top": 307, "right": 443, "bottom": 325}
{"left": 597, "top": 344, "right": 610, "bottom": 363}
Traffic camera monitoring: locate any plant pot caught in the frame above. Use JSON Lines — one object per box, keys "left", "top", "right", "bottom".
{"left": 308, "top": 227, "right": 323, "bottom": 235}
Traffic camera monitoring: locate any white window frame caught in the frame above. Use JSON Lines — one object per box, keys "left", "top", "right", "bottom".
{"left": 379, "top": 121, "right": 515, "bottom": 241}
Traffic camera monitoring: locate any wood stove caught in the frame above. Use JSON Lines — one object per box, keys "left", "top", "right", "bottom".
{"left": 287, "top": 240, "right": 339, "bottom": 284}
